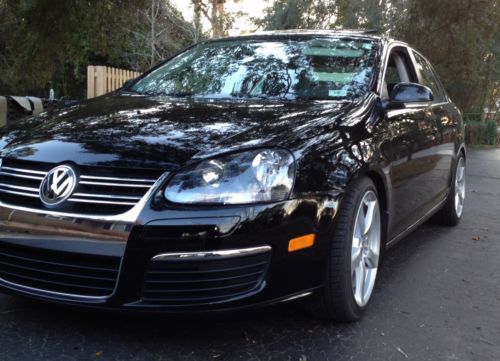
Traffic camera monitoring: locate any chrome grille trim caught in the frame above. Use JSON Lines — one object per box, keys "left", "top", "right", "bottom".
{"left": 0, "top": 180, "right": 40, "bottom": 199}
{"left": 152, "top": 246, "right": 273, "bottom": 261}
{"left": 0, "top": 171, "right": 44, "bottom": 181}
{"left": 0, "top": 277, "right": 111, "bottom": 301}
{"left": 71, "top": 192, "right": 142, "bottom": 200}
{"left": 1, "top": 166, "right": 48, "bottom": 175}
{"left": 80, "top": 175, "right": 156, "bottom": 183}
{"left": 0, "top": 160, "right": 169, "bottom": 222}
{"left": 0, "top": 188, "right": 39, "bottom": 198}
{"left": 142, "top": 246, "right": 271, "bottom": 306}
{"left": 0, "top": 171, "right": 169, "bottom": 222}
{"left": 78, "top": 180, "right": 152, "bottom": 188}
{"left": 67, "top": 198, "right": 137, "bottom": 206}
{"left": 0, "top": 183, "right": 39, "bottom": 192}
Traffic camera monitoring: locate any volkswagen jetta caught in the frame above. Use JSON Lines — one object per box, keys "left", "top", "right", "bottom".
{"left": 0, "top": 30, "right": 466, "bottom": 321}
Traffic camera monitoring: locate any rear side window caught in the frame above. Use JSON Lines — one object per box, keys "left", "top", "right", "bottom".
{"left": 412, "top": 52, "right": 446, "bottom": 103}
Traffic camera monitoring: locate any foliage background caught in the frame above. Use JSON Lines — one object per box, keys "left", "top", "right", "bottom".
{"left": 0, "top": 0, "right": 499, "bottom": 116}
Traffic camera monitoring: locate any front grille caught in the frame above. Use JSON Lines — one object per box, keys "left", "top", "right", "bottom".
{"left": 142, "top": 248, "right": 271, "bottom": 306}
{"left": 0, "top": 158, "right": 162, "bottom": 215}
{"left": 0, "top": 241, "right": 121, "bottom": 297}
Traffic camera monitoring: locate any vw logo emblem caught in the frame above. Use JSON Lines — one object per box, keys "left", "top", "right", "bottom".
{"left": 39, "top": 165, "right": 77, "bottom": 206}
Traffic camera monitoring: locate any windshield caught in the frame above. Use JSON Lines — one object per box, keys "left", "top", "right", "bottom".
{"left": 131, "top": 38, "right": 378, "bottom": 101}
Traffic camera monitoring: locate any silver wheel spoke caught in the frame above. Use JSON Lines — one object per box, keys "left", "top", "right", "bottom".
{"left": 363, "top": 200, "right": 376, "bottom": 236}
{"left": 354, "top": 262, "right": 366, "bottom": 303}
{"left": 351, "top": 189, "right": 381, "bottom": 307}
{"left": 356, "top": 205, "right": 365, "bottom": 236}
{"left": 457, "top": 166, "right": 465, "bottom": 182}
{"left": 364, "top": 248, "right": 379, "bottom": 269}
{"left": 454, "top": 158, "right": 466, "bottom": 218}
{"left": 351, "top": 245, "right": 362, "bottom": 273}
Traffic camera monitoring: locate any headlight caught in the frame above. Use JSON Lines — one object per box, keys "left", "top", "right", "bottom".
{"left": 164, "top": 149, "right": 295, "bottom": 204}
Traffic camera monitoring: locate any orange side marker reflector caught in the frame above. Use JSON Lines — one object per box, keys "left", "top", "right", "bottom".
{"left": 288, "top": 234, "right": 315, "bottom": 252}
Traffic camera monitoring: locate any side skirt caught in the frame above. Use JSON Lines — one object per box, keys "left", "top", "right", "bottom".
{"left": 385, "top": 196, "right": 447, "bottom": 249}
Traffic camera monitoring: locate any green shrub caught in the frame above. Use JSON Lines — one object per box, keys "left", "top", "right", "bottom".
{"left": 486, "top": 121, "right": 497, "bottom": 145}
{"left": 465, "top": 122, "right": 485, "bottom": 145}
{"left": 465, "top": 121, "right": 499, "bottom": 146}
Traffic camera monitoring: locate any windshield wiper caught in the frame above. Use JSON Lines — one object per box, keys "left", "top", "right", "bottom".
{"left": 124, "top": 89, "right": 160, "bottom": 96}
{"left": 164, "top": 92, "right": 196, "bottom": 97}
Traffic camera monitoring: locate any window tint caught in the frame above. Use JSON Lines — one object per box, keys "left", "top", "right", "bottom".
{"left": 382, "top": 50, "right": 414, "bottom": 99}
{"left": 385, "top": 63, "right": 401, "bottom": 84}
{"left": 413, "top": 52, "right": 446, "bottom": 102}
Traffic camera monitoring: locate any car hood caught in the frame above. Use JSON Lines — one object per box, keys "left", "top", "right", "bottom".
{"left": 0, "top": 93, "right": 360, "bottom": 170}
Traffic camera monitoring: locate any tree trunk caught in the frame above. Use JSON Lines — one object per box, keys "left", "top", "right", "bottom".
{"left": 192, "top": 0, "right": 202, "bottom": 42}
{"left": 150, "top": 0, "right": 158, "bottom": 67}
{"left": 211, "top": 0, "right": 225, "bottom": 38}
{"left": 216, "top": 0, "right": 225, "bottom": 37}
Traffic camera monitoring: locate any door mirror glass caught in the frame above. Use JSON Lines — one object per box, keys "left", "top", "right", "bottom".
{"left": 390, "top": 82, "right": 433, "bottom": 104}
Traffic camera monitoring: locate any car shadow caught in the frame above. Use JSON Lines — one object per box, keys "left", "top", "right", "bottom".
{"left": 0, "top": 222, "right": 449, "bottom": 359}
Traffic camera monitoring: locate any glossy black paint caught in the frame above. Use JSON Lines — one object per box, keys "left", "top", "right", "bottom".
{"left": 0, "top": 31, "right": 465, "bottom": 311}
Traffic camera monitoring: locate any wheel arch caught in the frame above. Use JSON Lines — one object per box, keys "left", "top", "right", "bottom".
{"left": 364, "top": 170, "right": 390, "bottom": 246}
{"left": 345, "top": 167, "right": 391, "bottom": 247}
{"left": 458, "top": 144, "right": 466, "bottom": 160}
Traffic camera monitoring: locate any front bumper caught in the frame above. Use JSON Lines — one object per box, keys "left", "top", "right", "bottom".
{"left": 0, "top": 195, "right": 340, "bottom": 312}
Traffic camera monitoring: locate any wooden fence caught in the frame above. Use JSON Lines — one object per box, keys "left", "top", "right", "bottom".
{"left": 87, "top": 66, "right": 141, "bottom": 98}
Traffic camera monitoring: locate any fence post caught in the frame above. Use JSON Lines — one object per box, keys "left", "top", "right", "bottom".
{"left": 95, "top": 66, "right": 106, "bottom": 97}
{"left": 87, "top": 66, "right": 95, "bottom": 99}
{"left": 87, "top": 65, "right": 140, "bottom": 98}
{"left": 0, "top": 96, "right": 6, "bottom": 127}
{"left": 119, "top": 69, "right": 123, "bottom": 88}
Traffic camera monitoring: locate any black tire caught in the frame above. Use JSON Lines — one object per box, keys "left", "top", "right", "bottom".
{"left": 306, "top": 176, "right": 382, "bottom": 322}
{"left": 432, "top": 153, "right": 466, "bottom": 226}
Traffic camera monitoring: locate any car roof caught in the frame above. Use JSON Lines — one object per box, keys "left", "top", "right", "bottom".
{"left": 213, "top": 29, "right": 387, "bottom": 42}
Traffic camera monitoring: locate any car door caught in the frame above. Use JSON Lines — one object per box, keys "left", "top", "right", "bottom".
{"left": 411, "top": 50, "right": 455, "bottom": 202}
{"left": 381, "top": 46, "right": 441, "bottom": 238}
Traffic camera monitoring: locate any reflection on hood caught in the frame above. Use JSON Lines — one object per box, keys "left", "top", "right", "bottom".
{"left": 0, "top": 93, "right": 356, "bottom": 170}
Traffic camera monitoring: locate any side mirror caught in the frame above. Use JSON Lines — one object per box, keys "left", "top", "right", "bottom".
{"left": 387, "top": 82, "right": 433, "bottom": 109}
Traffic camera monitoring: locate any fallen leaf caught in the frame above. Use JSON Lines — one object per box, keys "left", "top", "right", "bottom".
{"left": 396, "top": 347, "right": 409, "bottom": 359}
{"left": 479, "top": 338, "right": 493, "bottom": 346}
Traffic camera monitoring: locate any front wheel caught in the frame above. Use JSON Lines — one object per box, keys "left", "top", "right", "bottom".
{"left": 306, "top": 177, "right": 382, "bottom": 321}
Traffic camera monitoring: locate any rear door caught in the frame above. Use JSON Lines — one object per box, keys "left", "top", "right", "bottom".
{"left": 411, "top": 50, "right": 455, "bottom": 202}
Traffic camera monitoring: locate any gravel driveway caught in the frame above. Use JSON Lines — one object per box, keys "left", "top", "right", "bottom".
{"left": 0, "top": 148, "right": 498, "bottom": 361}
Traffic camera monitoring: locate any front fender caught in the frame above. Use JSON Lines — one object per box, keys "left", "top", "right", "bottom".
{"left": 291, "top": 94, "right": 390, "bottom": 197}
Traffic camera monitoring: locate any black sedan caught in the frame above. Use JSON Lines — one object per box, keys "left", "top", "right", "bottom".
{"left": 0, "top": 30, "right": 465, "bottom": 321}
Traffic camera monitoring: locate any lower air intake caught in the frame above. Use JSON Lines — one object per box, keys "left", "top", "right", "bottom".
{"left": 0, "top": 241, "right": 121, "bottom": 298}
{"left": 142, "top": 247, "right": 271, "bottom": 306}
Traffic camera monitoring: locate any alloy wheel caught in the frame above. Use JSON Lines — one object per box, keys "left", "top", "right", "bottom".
{"left": 351, "top": 190, "right": 381, "bottom": 307}
{"left": 454, "top": 157, "right": 466, "bottom": 218}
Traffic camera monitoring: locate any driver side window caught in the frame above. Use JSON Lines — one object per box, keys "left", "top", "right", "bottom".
{"left": 381, "top": 48, "right": 416, "bottom": 99}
